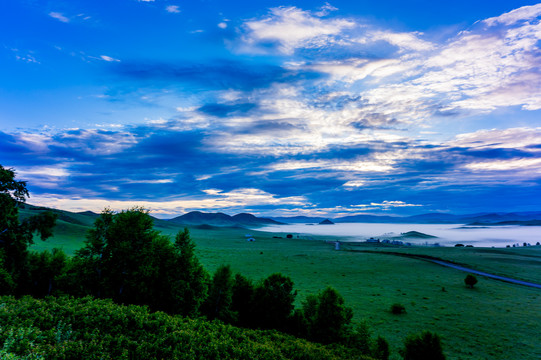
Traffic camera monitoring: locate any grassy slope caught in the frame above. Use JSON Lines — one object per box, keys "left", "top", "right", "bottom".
{"left": 27, "top": 210, "right": 541, "bottom": 360}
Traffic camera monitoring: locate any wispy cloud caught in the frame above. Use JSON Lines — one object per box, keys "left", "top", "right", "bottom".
{"left": 100, "top": 55, "right": 121, "bottom": 62}
{"left": 49, "top": 12, "right": 70, "bottom": 23}
{"left": 165, "top": 5, "right": 180, "bottom": 13}
{"left": 240, "top": 6, "right": 355, "bottom": 54}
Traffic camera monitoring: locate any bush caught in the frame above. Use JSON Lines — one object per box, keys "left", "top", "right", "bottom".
{"left": 372, "top": 336, "right": 390, "bottom": 360}
{"left": 391, "top": 303, "right": 406, "bottom": 315}
{"left": 400, "top": 330, "right": 445, "bottom": 360}
{"left": 464, "top": 274, "right": 478, "bottom": 289}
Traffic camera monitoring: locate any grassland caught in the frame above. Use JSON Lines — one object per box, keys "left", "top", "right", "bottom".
{"left": 26, "top": 208, "right": 541, "bottom": 360}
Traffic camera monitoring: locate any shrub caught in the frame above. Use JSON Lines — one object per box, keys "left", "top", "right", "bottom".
{"left": 372, "top": 335, "right": 390, "bottom": 360}
{"left": 464, "top": 274, "right": 478, "bottom": 289}
{"left": 400, "top": 330, "right": 445, "bottom": 360}
{"left": 391, "top": 303, "right": 406, "bottom": 315}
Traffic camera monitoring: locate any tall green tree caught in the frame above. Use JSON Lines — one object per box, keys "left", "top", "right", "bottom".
{"left": 231, "top": 273, "right": 255, "bottom": 327}
{"left": 74, "top": 209, "right": 208, "bottom": 316}
{"left": 171, "top": 227, "right": 209, "bottom": 317}
{"left": 203, "top": 264, "right": 235, "bottom": 322}
{"left": 301, "top": 286, "right": 354, "bottom": 344}
{"left": 0, "top": 165, "right": 57, "bottom": 294}
{"left": 251, "top": 273, "right": 297, "bottom": 331}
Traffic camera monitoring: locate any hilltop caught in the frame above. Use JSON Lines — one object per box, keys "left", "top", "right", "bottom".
{"left": 169, "top": 211, "right": 283, "bottom": 227}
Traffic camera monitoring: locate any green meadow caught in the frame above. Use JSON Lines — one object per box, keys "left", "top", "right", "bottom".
{"left": 27, "top": 208, "right": 541, "bottom": 360}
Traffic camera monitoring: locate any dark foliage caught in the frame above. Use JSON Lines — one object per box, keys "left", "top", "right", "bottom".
{"left": 231, "top": 273, "right": 256, "bottom": 328}
{"left": 203, "top": 264, "right": 235, "bottom": 322}
{"left": 72, "top": 209, "right": 209, "bottom": 316}
{"left": 0, "top": 165, "right": 57, "bottom": 295}
{"left": 300, "top": 286, "right": 353, "bottom": 344}
{"left": 400, "top": 331, "right": 445, "bottom": 360}
{"left": 251, "top": 273, "right": 297, "bottom": 331}
{"left": 391, "top": 303, "right": 406, "bottom": 314}
{"left": 464, "top": 274, "right": 478, "bottom": 289}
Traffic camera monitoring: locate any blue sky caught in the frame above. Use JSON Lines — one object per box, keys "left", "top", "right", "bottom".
{"left": 1, "top": 0, "right": 541, "bottom": 218}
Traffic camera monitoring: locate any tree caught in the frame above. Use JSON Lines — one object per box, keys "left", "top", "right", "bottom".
{"left": 400, "top": 331, "right": 445, "bottom": 360}
{"left": 26, "top": 248, "right": 68, "bottom": 297}
{"left": 74, "top": 210, "right": 209, "bottom": 316}
{"left": 231, "top": 273, "right": 255, "bottom": 327}
{"left": 0, "top": 165, "right": 57, "bottom": 294}
{"left": 301, "top": 286, "right": 354, "bottom": 344}
{"left": 464, "top": 274, "right": 478, "bottom": 289}
{"left": 251, "top": 273, "right": 296, "bottom": 331}
{"left": 204, "top": 264, "right": 235, "bottom": 322}
{"left": 172, "top": 228, "right": 209, "bottom": 317}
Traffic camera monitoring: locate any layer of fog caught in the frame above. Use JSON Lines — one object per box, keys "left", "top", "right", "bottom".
{"left": 259, "top": 223, "right": 541, "bottom": 248}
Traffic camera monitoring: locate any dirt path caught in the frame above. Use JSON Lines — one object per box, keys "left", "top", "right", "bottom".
{"left": 346, "top": 249, "right": 541, "bottom": 289}
{"left": 426, "top": 258, "right": 541, "bottom": 289}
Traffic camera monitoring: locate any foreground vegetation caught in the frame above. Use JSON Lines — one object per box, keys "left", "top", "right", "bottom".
{"left": 0, "top": 295, "right": 373, "bottom": 360}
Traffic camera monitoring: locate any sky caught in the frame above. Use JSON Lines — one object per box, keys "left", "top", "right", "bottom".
{"left": 1, "top": 0, "right": 541, "bottom": 218}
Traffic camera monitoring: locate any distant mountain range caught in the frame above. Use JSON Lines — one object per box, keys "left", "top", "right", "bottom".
{"left": 270, "top": 212, "right": 541, "bottom": 225}
{"left": 20, "top": 204, "right": 541, "bottom": 228}
{"left": 169, "top": 211, "right": 283, "bottom": 227}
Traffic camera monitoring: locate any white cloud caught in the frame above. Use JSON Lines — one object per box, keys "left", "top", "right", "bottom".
{"left": 268, "top": 158, "right": 395, "bottom": 173}
{"left": 451, "top": 127, "right": 541, "bottom": 149}
{"left": 166, "top": 5, "right": 180, "bottom": 13}
{"left": 49, "top": 11, "right": 70, "bottom": 23}
{"left": 49, "top": 12, "right": 69, "bottom": 23}
{"left": 13, "top": 49, "right": 40, "bottom": 64}
{"left": 29, "top": 188, "right": 308, "bottom": 217}
{"left": 16, "top": 166, "right": 70, "bottom": 189}
{"left": 369, "top": 200, "right": 423, "bottom": 208}
{"left": 100, "top": 55, "right": 120, "bottom": 62}
{"left": 465, "top": 158, "right": 541, "bottom": 171}
{"left": 241, "top": 6, "right": 355, "bottom": 54}
{"left": 483, "top": 3, "right": 541, "bottom": 26}
{"left": 123, "top": 179, "right": 174, "bottom": 184}
{"left": 363, "top": 30, "right": 434, "bottom": 52}
{"left": 343, "top": 180, "right": 365, "bottom": 187}
{"left": 218, "top": 22, "right": 228, "bottom": 29}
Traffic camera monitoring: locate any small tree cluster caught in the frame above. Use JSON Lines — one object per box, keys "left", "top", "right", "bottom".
{"left": 71, "top": 209, "right": 209, "bottom": 316}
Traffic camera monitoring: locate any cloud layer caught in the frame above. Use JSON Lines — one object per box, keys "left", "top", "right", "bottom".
{"left": 3, "top": 3, "right": 541, "bottom": 217}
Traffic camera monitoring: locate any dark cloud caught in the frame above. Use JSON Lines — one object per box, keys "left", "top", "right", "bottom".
{"left": 232, "top": 120, "right": 305, "bottom": 135}
{"left": 111, "top": 59, "right": 322, "bottom": 91}
{"left": 445, "top": 147, "right": 535, "bottom": 160}
{"left": 198, "top": 103, "right": 257, "bottom": 117}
